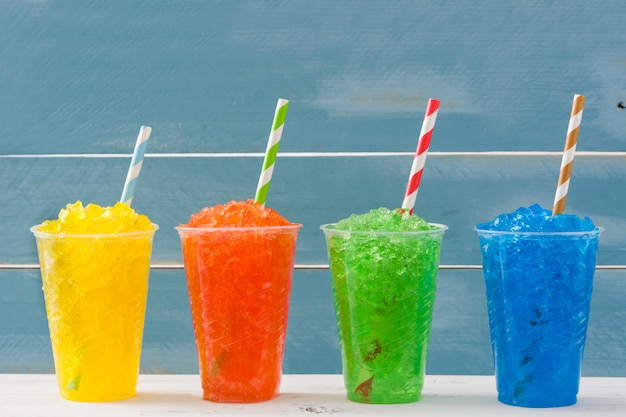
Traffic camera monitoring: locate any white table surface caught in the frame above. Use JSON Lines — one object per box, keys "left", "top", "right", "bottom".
{"left": 1, "top": 374, "right": 625, "bottom": 416}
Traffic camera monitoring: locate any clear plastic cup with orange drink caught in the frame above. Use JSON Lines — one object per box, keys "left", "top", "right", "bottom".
{"left": 176, "top": 199, "right": 301, "bottom": 402}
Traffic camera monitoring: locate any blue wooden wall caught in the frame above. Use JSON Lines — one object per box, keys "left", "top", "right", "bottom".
{"left": 2, "top": 1, "right": 626, "bottom": 376}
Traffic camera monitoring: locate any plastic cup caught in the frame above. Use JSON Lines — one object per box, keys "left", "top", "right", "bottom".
{"left": 176, "top": 224, "right": 301, "bottom": 403}
{"left": 31, "top": 225, "right": 158, "bottom": 402}
{"left": 320, "top": 223, "right": 447, "bottom": 404}
{"left": 475, "top": 227, "right": 603, "bottom": 408}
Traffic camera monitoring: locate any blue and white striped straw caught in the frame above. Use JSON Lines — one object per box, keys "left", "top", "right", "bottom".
{"left": 120, "top": 126, "right": 152, "bottom": 206}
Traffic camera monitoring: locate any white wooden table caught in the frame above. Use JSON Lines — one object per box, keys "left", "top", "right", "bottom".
{"left": 1, "top": 374, "right": 625, "bottom": 416}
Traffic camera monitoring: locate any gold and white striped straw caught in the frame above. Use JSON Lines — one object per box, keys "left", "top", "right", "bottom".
{"left": 552, "top": 94, "right": 585, "bottom": 215}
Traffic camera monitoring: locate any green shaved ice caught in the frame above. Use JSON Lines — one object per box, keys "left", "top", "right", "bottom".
{"left": 335, "top": 208, "right": 436, "bottom": 232}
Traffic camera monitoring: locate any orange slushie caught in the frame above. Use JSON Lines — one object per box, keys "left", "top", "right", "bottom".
{"left": 176, "top": 199, "right": 300, "bottom": 403}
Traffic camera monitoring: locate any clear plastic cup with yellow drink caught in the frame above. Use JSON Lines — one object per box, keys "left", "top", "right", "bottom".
{"left": 31, "top": 201, "right": 158, "bottom": 402}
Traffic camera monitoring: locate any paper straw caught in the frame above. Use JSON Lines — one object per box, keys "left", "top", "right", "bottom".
{"left": 552, "top": 94, "right": 585, "bottom": 215}
{"left": 120, "top": 126, "right": 152, "bottom": 206}
{"left": 401, "top": 98, "right": 440, "bottom": 214}
{"left": 254, "top": 98, "right": 289, "bottom": 207}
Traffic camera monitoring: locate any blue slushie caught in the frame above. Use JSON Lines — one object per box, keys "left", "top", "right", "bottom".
{"left": 475, "top": 204, "right": 602, "bottom": 408}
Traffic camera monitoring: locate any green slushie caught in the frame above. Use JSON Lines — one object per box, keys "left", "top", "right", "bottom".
{"left": 321, "top": 208, "right": 446, "bottom": 404}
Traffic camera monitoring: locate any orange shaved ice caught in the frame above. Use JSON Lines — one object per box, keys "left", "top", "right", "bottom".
{"left": 183, "top": 199, "right": 293, "bottom": 228}
{"left": 177, "top": 198, "right": 300, "bottom": 402}
{"left": 38, "top": 201, "right": 154, "bottom": 234}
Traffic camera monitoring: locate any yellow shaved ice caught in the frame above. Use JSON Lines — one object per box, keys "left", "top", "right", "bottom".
{"left": 38, "top": 201, "right": 154, "bottom": 234}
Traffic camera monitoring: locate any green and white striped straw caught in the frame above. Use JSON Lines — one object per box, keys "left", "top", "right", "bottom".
{"left": 254, "top": 98, "right": 289, "bottom": 207}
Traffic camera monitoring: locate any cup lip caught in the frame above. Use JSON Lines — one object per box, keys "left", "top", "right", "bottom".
{"left": 175, "top": 223, "right": 303, "bottom": 233}
{"left": 474, "top": 225, "right": 604, "bottom": 236}
{"left": 320, "top": 222, "right": 448, "bottom": 235}
{"left": 30, "top": 223, "right": 159, "bottom": 239}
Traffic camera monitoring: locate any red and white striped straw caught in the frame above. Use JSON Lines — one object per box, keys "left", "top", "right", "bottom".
{"left": 401, "top": 98, "right": 440, "bottom": 214}
{"left": 552, "top": 94, "right": 585, "bottom": 215}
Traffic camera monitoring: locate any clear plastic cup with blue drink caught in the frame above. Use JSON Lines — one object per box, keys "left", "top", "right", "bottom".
{"left": 475, "top": 204, "right": 603, "bottom": 408}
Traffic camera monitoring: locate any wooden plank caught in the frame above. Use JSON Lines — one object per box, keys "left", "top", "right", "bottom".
{"left": 1, "top": 269, "right": 624, "bottom": 376}
{"left": 2, "top": 374, "right": 626, "bottom": 416}
{"left": 1, "top": 2, "right": 626, "bottom": 154}
{"left": 2, "top": 154, "right": 625, "bottom": 265}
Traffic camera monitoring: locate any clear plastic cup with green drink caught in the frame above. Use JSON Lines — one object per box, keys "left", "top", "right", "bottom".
{"left": 321, "top": 208, "right": 447, "bottom": 404}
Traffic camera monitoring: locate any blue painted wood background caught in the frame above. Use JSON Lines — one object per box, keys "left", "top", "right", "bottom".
{"left": 2, "top": 1, "right": 626, "bottom": 376}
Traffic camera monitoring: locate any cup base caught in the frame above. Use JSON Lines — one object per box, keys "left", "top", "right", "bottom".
{"left": 498, "top": 393, "right": 577, "bottom": 408}
{"left": 60, "top": 390, "right": 137, "bottom": 402}
{"left": 346, "top": 392, "right": 421, "bottom": 405}
{"left": 202, "top": 389, "right": 279, "bottom": 403}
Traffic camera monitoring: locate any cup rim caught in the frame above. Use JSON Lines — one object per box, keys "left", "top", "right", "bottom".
{"left": 320, "top": 222, "right": 448, "bottom": 235}
{"left": 474, "top": 225, "right": 604, "bottom": 236}
{"left": 175, "top": 223, "right": 302, "bottom": 233}
{"left": 30, "top": 223, "right": 159, "bottom": 239}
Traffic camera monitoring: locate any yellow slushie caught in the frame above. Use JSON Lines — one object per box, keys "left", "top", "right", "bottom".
{"left": 32, "top": 201, "right": 158, "bottom": 402}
